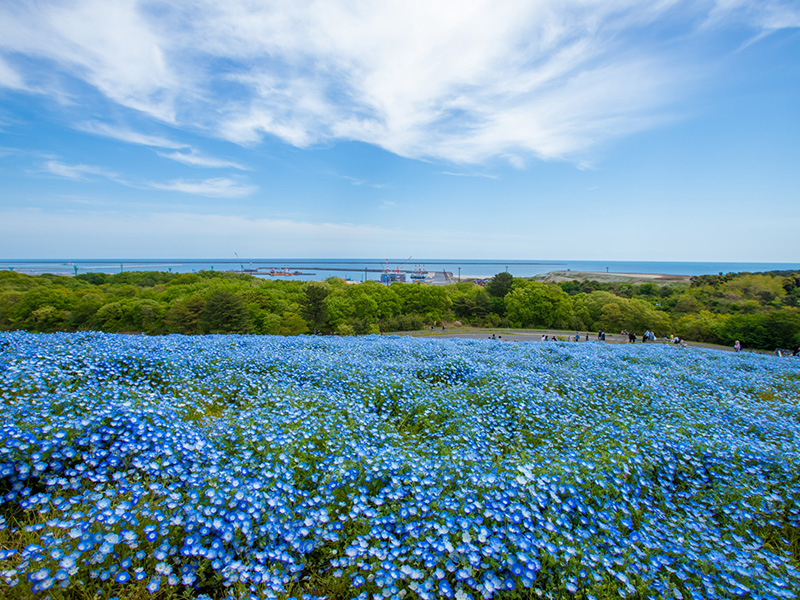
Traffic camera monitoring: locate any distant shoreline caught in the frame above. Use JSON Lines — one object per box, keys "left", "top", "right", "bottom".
{"left": 461, "top": 270, "right": 691, "bottom": 284}
{"left": 532, "top": 270, "right": 691, "bottom": 284}
{"left": 1, "top": 260, "right": 794, "bottom": 281}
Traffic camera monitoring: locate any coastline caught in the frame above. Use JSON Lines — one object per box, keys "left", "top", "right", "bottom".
{"left": 460, "top": 270, "right": 692, "bottom": 284}
{"left": 531, "top": 270, "right": 691, "bottom": 284}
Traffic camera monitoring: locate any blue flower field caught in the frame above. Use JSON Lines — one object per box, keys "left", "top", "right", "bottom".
{"left": 1, "top": 331, "right": 799, "bottom": 599}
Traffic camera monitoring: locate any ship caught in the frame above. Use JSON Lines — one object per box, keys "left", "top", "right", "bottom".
{"left": 410, "top": 264, "right": 426, "bottom": 281}
{"left": 264, "top": 266, "right": 314, "bottom": 276}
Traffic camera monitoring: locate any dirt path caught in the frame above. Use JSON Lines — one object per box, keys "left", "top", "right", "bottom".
{"left": 387, "top": 327, "right": 740, "bottom": 352}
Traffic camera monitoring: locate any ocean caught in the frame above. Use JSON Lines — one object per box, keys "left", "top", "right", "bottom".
{"left": 1, "top": 259, "right": 798, "bottom": 281}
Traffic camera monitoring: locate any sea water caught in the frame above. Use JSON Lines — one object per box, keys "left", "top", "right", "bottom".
{"left": 1, "top": 259, "right": 798, "bottom": 281}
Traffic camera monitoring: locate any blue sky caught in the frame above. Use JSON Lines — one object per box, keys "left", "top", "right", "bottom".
{"left": 0, "top": 0, "right": 798, "bottom": 261}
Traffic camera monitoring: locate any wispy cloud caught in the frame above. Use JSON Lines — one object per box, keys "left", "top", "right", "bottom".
{"left": 705, "top": 0, "right": 800, "bottom": 49}
{"left": 157, "top": 150, "right": 248, "bottom": 170}
{"left": 441, "top": 171, "right": 499, "bottom": 180}
{"left": 325, "top": 171, "right": 390, "bottom": 188}
{"left": 81, "top": 122, "right": 249, "bottom": 170}
{"left": 149, "top": 177, "right": 257, "bottom": 198}
{"left": 0, "top": 55, "right": 25, "bottom": 90}
{"left": 707, "top": 0, "right": 800, "bottom": 30}
{"left": 43, "top": 158, "right": 256, "bottom": 199}
{"left": 0, "top": 146, "right": 57, "bottom": 159}
{"left": 2, "top": 1, "right": 799, "bottom": 165}
{"left": 43, "top": 160, "right": 121, "bottom": 181}
{"left": 0, "top": 0, "right": 176, "bottom": 120}
{"left": 78, "top": 121, "right": 186, "bottom": 150}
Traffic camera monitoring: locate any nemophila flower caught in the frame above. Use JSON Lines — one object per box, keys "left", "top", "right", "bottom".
{"left": 115, "top": 571, "right": 130, "bottom": 584}
{"left": 3, "top": 333, "right": 800, "bottom": 599}
{"left": 147, "top": 577, "right": 161, "bottom": 593}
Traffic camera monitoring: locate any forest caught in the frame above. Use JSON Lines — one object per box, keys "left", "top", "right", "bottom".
{"left": 0, "top": 268, "right": 798, "bottom": 350}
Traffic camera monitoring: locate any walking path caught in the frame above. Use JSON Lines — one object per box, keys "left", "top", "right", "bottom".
{"left": 387, "top": 327, "right": 735, "bottom": 351}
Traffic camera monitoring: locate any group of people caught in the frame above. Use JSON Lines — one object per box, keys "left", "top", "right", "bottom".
{"left": 620, "top": 329, "right": 659, "bottom": 343}
{"left": 772, "top": 343, "right": 800, "bottom": 357}
{"left": 524, "top": 332, "right": 798, "bottom": 356}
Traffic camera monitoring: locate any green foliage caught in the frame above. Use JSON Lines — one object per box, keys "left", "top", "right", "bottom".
{"left": 486, "top": 271, "right": 514, "bottom": 298}
{"left": 199, "top": 289, "right": 252, "bottom": 334}
{"left": 393, "top": 283, "right": 452, "bottom": 320}
{"left": 505, "top": 280, "right": 572, "bottom": 328}
{"left": 164, "top": 295, "right": 205, "bottom": 334}
{"left": 450, "top": 284, "right": 491, "bottom": 319}
{"left": 722, "top": 274, "right": 787, "bottom": 305}
{"left": 718, "top": 310, "right": 800, "bottom": 349}
{"left": 301, "top": 281, "right": 331, "bottom": 334}
{"left": 674, "top": 311, "right": 725, "bottom": 345}
{"left": 598, "top": 298, "right": 671, "bottom": 335}
{"left": 1, "top": 268, "right": 799, "bottom": 349}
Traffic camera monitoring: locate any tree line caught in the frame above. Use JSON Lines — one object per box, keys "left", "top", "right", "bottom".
{"left": 0, "top": 269, "right": 798, "bottom": 350}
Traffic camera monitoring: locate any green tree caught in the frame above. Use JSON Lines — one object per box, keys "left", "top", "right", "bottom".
{"left": 279, "top": 312, "right": 310, "bottom": 335}
{"left": 301, "top": 281, "right": 331, "bottom": 334}
{"left": 164, "top": 295, "right": 205, "bottom": 334}
{"left": 486, "top": 272, "right": 514, "bottom": 298}
{"left": 131, "top": 299, "right": 166, "bottom": 334}
{"left": 395, "top": 284, "right": 451, "bottom": 321}
{"left": 94, "top": 302, "right": 128, "bottom": 332}
{"left": 596, "top": 296, "right": 671, "bottom": 335}
{"left": 199, "top": 289, "right": 251, "bottom": 333}
{"left": 674, "top": 311, "right": 725, "bottom": 344}
{"left": 571, "top": 291, "right": 618, "bottom": 330}
{"left": 723, "top": 274, "right": 786, "bottom": 304}
{"left": 0, "top": 291, "right": 23, "bottom": 329}
{"left": 27, "top": 305, "right": 71, "bottom": 332}
{"left": 505, "top": 281, "right": 572, "bottom": 328}
{"left": 450, "top": 287, "right": 491, "bottom": 321}
{"left": 70, "top": 292, "right": 104, "bottom": 329}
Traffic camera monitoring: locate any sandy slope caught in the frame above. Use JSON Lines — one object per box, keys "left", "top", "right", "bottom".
{"left": 532, "top": 270, "right": 691, "bottom": 284}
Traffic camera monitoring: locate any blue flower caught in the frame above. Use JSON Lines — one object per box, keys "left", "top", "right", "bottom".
{"left": 114, "top": 571, "right": 130, "bottom": 584}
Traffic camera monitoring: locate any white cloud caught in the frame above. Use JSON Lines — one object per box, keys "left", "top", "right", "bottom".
{"left": 0, "top": 55, "right": 25, "bottom": 90}
{"left": 157, "top": 150, "right": 248, "bottom": 170}
{"left": 78, "top": 121, "right": 186, "bottom": 149}
{"left": 2, "top": 1, "right": 799, "bottom": 165}
{"left": 325, "top": 171, "right": 390, "bottom": 188}
{"left": 708, "top": 0, "right": 800, "bottom": 30}
{"left": 196, "top": 0, "right": 690, "bottom": 162}
{"left": 149, "top": 177, "right": 257, "bottom": 198}
{"left": 43, "top": 158, "right": 256, "bottom": 198}
{"left": 441, "top": 171, "right": 499, "bottom": 180}
{"left": 0, "top": 0, "right": 177, "bottom": 120}
{"left": 44, "top": 160, "right": 121, "bottom": 181}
